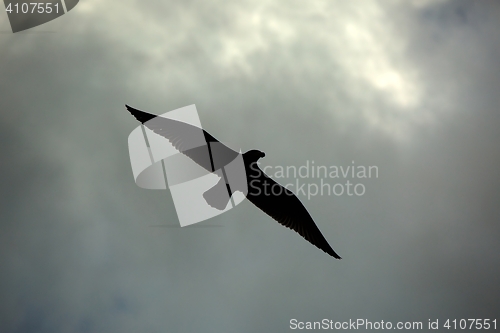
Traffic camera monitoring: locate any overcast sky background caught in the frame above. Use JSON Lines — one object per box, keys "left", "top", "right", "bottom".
{"left": 1, "top": 0, "right": 499, "bottom": 332}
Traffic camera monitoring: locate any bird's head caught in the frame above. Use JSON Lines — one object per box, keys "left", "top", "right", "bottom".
{"left": 243, "top": 149, "right": 266, "bottom": 164}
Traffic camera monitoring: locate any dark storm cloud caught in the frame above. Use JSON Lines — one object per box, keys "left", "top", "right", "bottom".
{"left": 0, "top": 0, "right": 499, "bottom": 332}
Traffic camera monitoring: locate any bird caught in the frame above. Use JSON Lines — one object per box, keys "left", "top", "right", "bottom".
{"left": 126, "top": 104, "right": 341, "bottom": 259}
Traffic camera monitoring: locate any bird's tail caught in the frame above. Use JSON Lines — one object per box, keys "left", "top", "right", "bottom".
{"left": 203, "top": 177, "right": 232, "bottom": 210}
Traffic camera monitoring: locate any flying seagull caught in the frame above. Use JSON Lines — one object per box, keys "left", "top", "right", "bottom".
{"left": 126, "top": 105, "right": 341, "bottom": 259}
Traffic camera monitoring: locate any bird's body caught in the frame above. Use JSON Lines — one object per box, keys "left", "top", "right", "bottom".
{"left": 126, "top": 105, "right": 341, "bottom": 259}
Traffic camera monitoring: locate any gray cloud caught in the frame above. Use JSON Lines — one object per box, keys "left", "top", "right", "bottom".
{"left": 0, "top": 0, "right": 499, "bottom": 332}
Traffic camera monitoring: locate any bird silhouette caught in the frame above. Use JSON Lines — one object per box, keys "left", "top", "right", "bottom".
{"left": 126, "top": 105, "right": 341, "bottom": 259}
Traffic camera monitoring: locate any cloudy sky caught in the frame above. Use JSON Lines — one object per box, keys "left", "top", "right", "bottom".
{"left": 1, "top": 0, "right": 499, "bottom": 332}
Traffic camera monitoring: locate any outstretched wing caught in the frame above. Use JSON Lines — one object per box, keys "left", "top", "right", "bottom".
{"left": 126, "top": 105, "right": 239, "bottom": 172}
{"left": 246, "top": 166, "right": 341, "bottom": 259}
